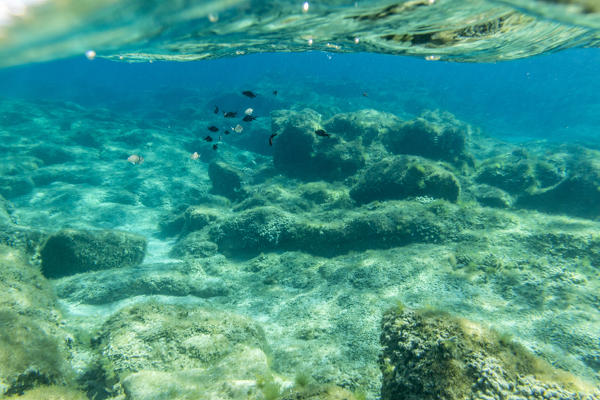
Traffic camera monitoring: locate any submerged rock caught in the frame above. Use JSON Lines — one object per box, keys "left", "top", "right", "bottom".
{"left": 40, "top": 229, "right": 146, "bottom": 278}
{"left": 0, "top": 246, "right": 73, "bottom": 396}
{"left": 471, "top": 184, "right": 513, "bottom": 208}
{"left": 518, "top": 157, "right": 600, "bottom": 218}
{"left": 271, "top": 109, "right": 365, "bottom": 181}
{"left": 323, "top": 109, "right": 403, "bottom": 145}
{"left": 380, "top": 306, "right": 599, "bottom": 400}
{"left": 93, "top": 302, "right": 272, "bottom": 400}
{"left": 54, "top": 262, "right": 227, "bottom": 304}
{"left": 381, "top": 110, "right": 472, "bottom": 166}
{"left": 350, "top": 155, "right": 460, "bottom": 204}
{"left": 208, "top": 161, "right": 247, "bottom": 201}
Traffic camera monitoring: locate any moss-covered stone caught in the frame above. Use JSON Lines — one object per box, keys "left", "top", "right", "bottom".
{"left": 518, "top": 157, "right": 600, "bottom": 218}
{"left": 323, "top": 109, "right": 403, "bottom": 145}
{"left": 381, "top": 110, "right": 472, "bottom": 166}
{"left": 40, "top": 229, "right": 147, "bottom": 278}
{"left": 0, "top": 246, "right": 73, "bottom": 397}
{"left": 271, "top": 109, "right": 365, "bottom": 181}
{"left": 350, "top": 155, "right": 460, "bottom": 204}
{"left": 208, "top": 160, "right": 248, "bottom": 201}
{"left": 471, "top": 184, "right": 513, "bottom": 208}
{"left": 92, "top": 302, "right": 272, "bottom": 399}
{"left": 380, "top": 307, "right": 599, "bottom": 400}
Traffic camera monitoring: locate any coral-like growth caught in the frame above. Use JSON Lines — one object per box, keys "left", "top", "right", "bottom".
{"left": 380, "top": 307, "right": 599, "bottom": 400}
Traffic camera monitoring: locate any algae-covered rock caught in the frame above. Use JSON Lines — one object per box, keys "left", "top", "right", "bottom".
{"left": 380, "top": 307, "right": 599, "bottom": 400}
{"left": 40, "top": 229, "right": 147, "bottom": 278}
{"left": 518, "top": 157, "right": 600, "bottom": 218}
{"left": 170, "top": 233, "right": 218, "bottom": 258}
{"left": 208, "top": 200, "right": 489, "bottom": 257}
{"left": 208, "top": 160, "right": 247, "bottom": 201}
{"left": 271, "top": 109, "right": 365, "bottom": 181}
{"left": 4, "top": 385, "right": 88, "bottom": 400}
{"left": 54, "top": 262, "right": 228, "bottom": 304}
{"left": 0, "top": 246, "right": 73, "bottom": 396}
{"left": 159, "top": 205, "right": 221, "bottom": 238}
{"left": 350, "top": 155, "right": 460, "bottom": 204}
{"left": 475, "top": 151, "right": 539, "bottom": 194}
{"left": 94, "top": 302, "right": 272, "bottom": 399}
{"left": 471, "top": 184, "right": 513, "bottom": 208}
{"left": 381, "top": 110, "right": 472, "bottom": 166}
{"left": 323, "top": 109, "right": 403, "bottom": 145}
{"left": 209, "top": 206, "right": 296, "bottom": 254}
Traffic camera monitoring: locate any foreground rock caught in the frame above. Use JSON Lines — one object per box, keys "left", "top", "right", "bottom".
{"left": 93, "top": 302, "right": 273, "bottom": 400}
{"left": 380, "top": 307, "right": 599, "bottom": 400}
{"left": 350, "top": 155, "right": 460, "bottom": 204}
{"left": 40, "top": 229, "right": 147, "bottom": 278}
{"left": 0, "top": 246, "right": 74, "bottom": 397}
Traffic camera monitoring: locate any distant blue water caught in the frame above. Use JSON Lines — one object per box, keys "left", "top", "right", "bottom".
{"left": 1, "top": 49, "right": 599, "bottom": 142}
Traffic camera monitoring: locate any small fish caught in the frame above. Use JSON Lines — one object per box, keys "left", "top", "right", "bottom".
{"left": 204, "top": 135, "right": 213, "bottom": 142}
{"left": 315, "top": 129, "right": 330, "bottom": 137}
{"left": 269, "top": 133, "right": 278, "bottom": 146}
{"left": 273, "top": 90, "right": 278, "bottom": 96}
{"left": 242, "top": 90, "right": 257, "bottom": 98}
{"left": 234, "top": 124, "right": 244, "bottom": 133}
{"left": 208, "top": 126, "right": 219, "bottom": 132}
{"left": 212, "top": 144, "right": 218, "bottom": 151}
{"left": 127, "top": 154, "right": 144, "bottom": 165}
{"left": 213, "top": 106, "right": 219, "bottom": 114}
{"left": 224, "top": 111, "right": 237, "bottom": 118}
{"left": 224, "top": 130, "right": 230, "bottom": 135}
{"left": 244, "top": 108, "right": 254, "bottom": 115}
{"left": 362, "top": 92, "right": 368, "bottom": 97}
{"left": 242, "top": 115, "right": 256, "bottom": 122}
{"left": 190, "top": 152, "right": 200, "bottom": 160}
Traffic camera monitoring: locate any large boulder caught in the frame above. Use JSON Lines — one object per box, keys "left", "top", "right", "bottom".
{"left": 0, "top": 246, "right": 73, "bottom": 397}
{"left": 208, "top": 161, "right": 247, "bottom": 201}
{"left": 93, "top": 302, "right": 272, "bottom": 400}
{"left": 271, "top": 109, "right": 365, "bottom": 181}
{"left": 517, "top": 157, "right": 600, "bottom": 218}
{"left": 381, "top": 110, "right": 472, "bottom": 166}
{"left": 323, "top": 109, "right": 403, "bottom": 145}
{"left": 350, "top": 155, "right": 460, "bottom": 204}
{"left": 380, "top": 307, "right": 599, "bottom": 400}
{"left": 40, "top": 229, "right": 147, "bottom": 278}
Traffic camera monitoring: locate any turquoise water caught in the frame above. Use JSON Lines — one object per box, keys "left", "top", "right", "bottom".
{"left": 0, "top": 2, "right": 600, "bottom": 400}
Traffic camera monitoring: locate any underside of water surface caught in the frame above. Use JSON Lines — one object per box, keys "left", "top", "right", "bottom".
{"left": 0, "top": 1, "right": 599, "bottom": 400}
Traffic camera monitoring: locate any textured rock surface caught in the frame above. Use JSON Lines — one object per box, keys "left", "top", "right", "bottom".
{"left": 350, "top": 155, "right": 461, "bottom": 204}
{"left": 323, "top": 109, "right": 403, "bottom": 145}
{"left": 382, "top": 110, "right": 473, "bottom": 166}
{"left": 40, "top": 229, "right": 147, "bottom": 278}
{"left": 208, "top": 160, "right": 247, "bottom": 201}
{"left": 93, "top": 302, "right": 273, "bottom": 399}
{"left": 380, "top": 307, "right": 600, "bottom": 400}
{"left": 54, "top": 262, "right": 228, "bottom": 304}
{"left": 0, "top": 246, "right": 73, "bottom": 397}
{"left": 272, "top": 109, "right": 365, "bottom": 181}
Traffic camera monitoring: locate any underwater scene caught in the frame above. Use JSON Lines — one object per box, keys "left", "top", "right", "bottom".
{"left": 1, "top": 1, "right": 600, "bottom": 399}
